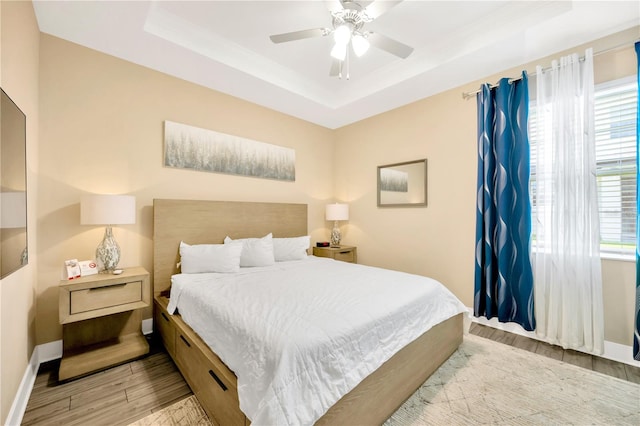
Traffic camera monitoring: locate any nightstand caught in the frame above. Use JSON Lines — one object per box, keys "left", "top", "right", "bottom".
{"left": 58, "top": 266, "right": 150, "bottom": 381}
{"left": 312, "top": 245, "right": 357, "bottom": 263}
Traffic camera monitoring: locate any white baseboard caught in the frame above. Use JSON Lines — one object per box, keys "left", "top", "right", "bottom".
{"left": 602, "top": 340, "right": 640, "bottom": 367}
{"left": 6, "top": 340, "right": 63, "bottom": 425}
{"left": 469, "top": 307, "right": 640, "bottom": 367}
{"left": 6, "top": 319, "right": 154, "bottom": 425}
{"left": 37, "top": 339, "right": 63, "bottom": 363}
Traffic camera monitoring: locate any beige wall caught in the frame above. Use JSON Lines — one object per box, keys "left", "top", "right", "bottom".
{"left": 334, "top": 27, "right": 640, "bottom": 347}
{"left": 0, "top": 1, "right": 39, "bottom": 423}
{"left": 37, "top": 34, "right": 335, "bottom": 345}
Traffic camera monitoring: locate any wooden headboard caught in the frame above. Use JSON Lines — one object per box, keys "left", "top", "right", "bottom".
{"left": 153, "top": 199, "right": 308, "bottom": 296}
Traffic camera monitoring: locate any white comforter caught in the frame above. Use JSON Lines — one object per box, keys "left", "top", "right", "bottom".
{"left": 167, "top": 256, "right": 467, "bottom": 425}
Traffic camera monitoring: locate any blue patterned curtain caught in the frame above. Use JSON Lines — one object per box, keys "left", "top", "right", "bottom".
{"left": 634, "top": 41, "right": 640, "bottom": 361}
{"left": 474, "top": 72, "right": 535, "bottom": 331}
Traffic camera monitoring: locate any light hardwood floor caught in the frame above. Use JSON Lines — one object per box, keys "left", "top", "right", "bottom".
{"left": 21, "top": 337, "right": 192, "bottom": 426}
{"left": 21, "top": 326, "right": 640, "bottom": 425}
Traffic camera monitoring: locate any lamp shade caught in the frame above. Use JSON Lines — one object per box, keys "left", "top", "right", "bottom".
{"left": 326, "top": 203, "right": 349, "bottom": 221}
{"left": 1, "top": 191, "right": 26, "bottom": 229}
{"left": 81, "top": 195, "right": 136, "bottom": 225}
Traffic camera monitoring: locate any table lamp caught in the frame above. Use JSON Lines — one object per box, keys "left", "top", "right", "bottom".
{"left": 81, "top": 194, "right": 135, "bottom": 273}
{"left": 325, "top": 203, "right": 349, "bottom": 247}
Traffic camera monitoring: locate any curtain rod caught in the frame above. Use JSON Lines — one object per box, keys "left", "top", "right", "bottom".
{"left": 461, "top": 40, "right": 637, "bottom": 100}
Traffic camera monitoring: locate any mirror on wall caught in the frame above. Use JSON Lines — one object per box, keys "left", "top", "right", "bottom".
{"left": 377, "top": 159, "right": 427, "bottom": 207}
{"left": 1, "top": 88, "right": 28, "bottom": 278}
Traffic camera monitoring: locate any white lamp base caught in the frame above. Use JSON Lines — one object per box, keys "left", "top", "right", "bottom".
{"left": 96, "top": 226, "right": 121, "bottom": 273}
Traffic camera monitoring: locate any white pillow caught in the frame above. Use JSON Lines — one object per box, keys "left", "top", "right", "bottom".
{"left": 224, "top": 233, "right": 275, "bottom": 267}
{"left": 273, "top": 236, "right": 310, "bottom": 261}
{"left": 179, "top": 241, "right": 242, "bottom": 274}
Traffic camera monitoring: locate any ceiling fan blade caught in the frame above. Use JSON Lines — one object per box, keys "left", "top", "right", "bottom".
{"left": 367, "top": 32, "right": 413, "bottom": 58}
{"left": 270, "top": 28, "right": 328, "bottom": 44}
{"left": 364, "top": 0, "right": 403, "bottom": 20}
{"left": 324, "top": 0, "right": 344, "bottom": 14}
{"left": 329, "top": 59, "right": 341, "bottom": 77}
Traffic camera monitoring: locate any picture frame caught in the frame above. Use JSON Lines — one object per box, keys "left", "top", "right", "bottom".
{"left": 377, "top": 159, "right": 427, "bottom": 207}
{"left": 164, "top": 121, "right": 295, "bottom": 182}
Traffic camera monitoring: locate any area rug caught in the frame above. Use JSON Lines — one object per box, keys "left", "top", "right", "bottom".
{"left": 385, "top": 334, "right": 640, "bottom": 425}
{"left": 130, "top": 334, "right": 640, "bottom": 425}
{"left": 128, "top": 395, "right": 211, "bottom": 426}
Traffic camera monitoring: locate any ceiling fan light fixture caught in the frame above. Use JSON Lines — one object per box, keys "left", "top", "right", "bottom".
{"left": 269, "top": 0, "right": 412, "bottom": 79}
{"left": 330, "top": 42, "right": 348, "bottom": 61}
{"left": 333, "top": 24, "right": 352, "bottom": 45}
{"left": 351, "top": 34, "right": 370, "bottom": 57}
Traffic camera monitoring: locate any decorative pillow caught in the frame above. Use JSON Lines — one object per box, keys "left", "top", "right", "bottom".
{"left": 179, "top": 241, "right": 242, "bottom": 274}
{"left": 273, "top": 236, "right": 310, "bottom": 261}
{"left": 224, "top": 233, "right": 275, "bottom": 267}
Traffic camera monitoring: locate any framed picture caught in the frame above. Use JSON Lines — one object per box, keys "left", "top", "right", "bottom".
{"left": 164, "top": 121, "right": 295, "bottom": 182}
{"left": 377, "top": 159, "right": 427, "bottom": 207}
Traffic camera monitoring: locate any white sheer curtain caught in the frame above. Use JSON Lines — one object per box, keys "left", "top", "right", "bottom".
{"left": 532, "top": 48, "right": 604, "bottom": 354}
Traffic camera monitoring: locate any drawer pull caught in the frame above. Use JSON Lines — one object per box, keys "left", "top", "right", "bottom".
{"left": 339, "top": 251, "right": 350, "bottom": 254}
{"left": 209, "top": 369, "right": 228, "bottom": 391}
{"left": 161, "top": 312, "right": 169, "bottom": 322}
{"left": 179, "top": 334, "right": 191, "bottom": 347}
{"left": 89, "top": 283, "right": 127, "bottom": 291}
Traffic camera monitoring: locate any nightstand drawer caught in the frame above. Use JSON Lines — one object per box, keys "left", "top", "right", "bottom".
{"left": 313, "top": 246, "right": 357, "bottom": 263}
{"left": 70, "top": 281, "right": 142, "bottom": 314}
{"left": 334, "top": 250, "right": 355, "bottom": 263}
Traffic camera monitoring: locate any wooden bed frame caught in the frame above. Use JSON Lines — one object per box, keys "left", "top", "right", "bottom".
{"left": 153, "top": 199, "right": 463, "bottom": 425}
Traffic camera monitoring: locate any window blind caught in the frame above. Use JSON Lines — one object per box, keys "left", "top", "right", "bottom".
{"left": 594, "top": 79, "right": 637, "bottom": 255}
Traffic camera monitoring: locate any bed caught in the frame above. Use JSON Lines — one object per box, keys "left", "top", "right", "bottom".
{"left": 153, "top": 199, "right": 465, "bottom": 425}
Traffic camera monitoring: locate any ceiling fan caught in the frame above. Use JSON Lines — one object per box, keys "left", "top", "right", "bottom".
{"left": 269, "top": 0, "right": 413, "bottom": 79}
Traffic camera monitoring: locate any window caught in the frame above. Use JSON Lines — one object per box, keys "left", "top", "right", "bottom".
{"left": 530, "top": 77, "right": 638, "bottom": 256}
